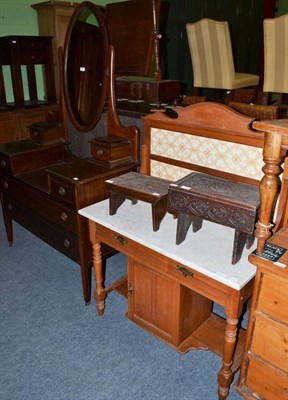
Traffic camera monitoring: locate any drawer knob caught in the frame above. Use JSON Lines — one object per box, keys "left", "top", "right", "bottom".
{"left": 59, "top": 186, "right": 66, "bottom": 196}
{"left": 114, "top": 234, "right": 127, "bottom": 245}
{"left": 97, "top": 149, "right": 104, "bottom": 156}
{"left": 61, "top": 212, "right": 68, "bottom": 222}
{"left": 8, "top": 203, "right": 12, "bottom": 211}
{"left": 3, "top": 181, "right": 8, "bottom": 189}
{"left": 1, "top": 160, "right": 6, "bottom": 167}
{"left": 176, "top": 265, "right": 193, "bottom": 278}
{"left": 64, "top": 239, "right": 70, "bottom": 248}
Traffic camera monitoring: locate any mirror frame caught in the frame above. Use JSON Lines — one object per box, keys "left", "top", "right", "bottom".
{"left": 63, "top": 1, "right": 110, "bottom": 133}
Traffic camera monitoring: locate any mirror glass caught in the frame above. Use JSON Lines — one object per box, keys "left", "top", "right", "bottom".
{"left": 64, "top": 3, "right": 109, "bottom": 132}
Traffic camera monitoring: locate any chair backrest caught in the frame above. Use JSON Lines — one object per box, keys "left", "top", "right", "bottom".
{"left": 263, "top": 14, "right": 288, "bottom": 94}
{"left": 186, "top": 19, "right": 235, "bottom": 90}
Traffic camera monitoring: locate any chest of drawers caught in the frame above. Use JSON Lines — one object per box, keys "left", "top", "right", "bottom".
{"left": 0, "top": 141, "right": 136, "bottom": 304}
{"left": 235, "top": 225, "right": 288, "bottom": 400}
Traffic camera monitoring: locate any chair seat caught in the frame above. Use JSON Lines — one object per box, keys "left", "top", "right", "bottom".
{"left": 231, "top": 73, "right": 259, "bottom": 90}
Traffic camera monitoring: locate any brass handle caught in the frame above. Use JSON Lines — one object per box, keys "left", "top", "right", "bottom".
{"left": 114, "top": 234, "right": 127, "bottom": 245}
{"left": 61, "top": 212, "right": 68, "bottom": 222}
{"left": 64, "top": 239, "right": 70, "bottom": 248}
{"left": 1, "top": 159, "right": 6, "bottom": 167}
{"left": 127, "top": 283, "right": 133, "bottom": 296}
{"left": 176, "top": 265, "right": 193, "bottom": 278}
{"left": 96, "top": 149, "right": 104, "bottom": 156}
{"left": 59, "top": 186, "right": 66, "bottom": 196}
{"left": 3, "top": 181, "right": 8, "bottom": 189}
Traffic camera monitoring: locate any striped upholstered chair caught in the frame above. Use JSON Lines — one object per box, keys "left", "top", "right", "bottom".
{"left": 186, "top": 19, "right": 259, "bottom": 102}
{"left": 262, "top": 14, "right": 288, "bottom": 106}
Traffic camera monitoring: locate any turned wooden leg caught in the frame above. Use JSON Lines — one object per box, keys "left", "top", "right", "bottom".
{"left": 255, "top": 130, "right": 283, "bottom": 254}
{"left": 217, "top": 317, "right": 239, "bottom": 400}
{"left": 92, "top": 241, "right": 106, "bottom": 316}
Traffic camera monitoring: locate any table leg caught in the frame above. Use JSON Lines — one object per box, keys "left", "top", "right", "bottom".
{"left": 217, "top": 317, "right": 239, "bottom": 400}
{"left": 0, "top": 194, "right": 13, "bottom": 246}
{"left": 92, "top": 241, "right": 106, "bottom": 316}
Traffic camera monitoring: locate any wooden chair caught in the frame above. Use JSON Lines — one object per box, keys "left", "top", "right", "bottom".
{"left": 186, "top": 19, "right": 259, "bottom": 102}
{"left": 262, "top": 14, "right": 288, "bottom": 107}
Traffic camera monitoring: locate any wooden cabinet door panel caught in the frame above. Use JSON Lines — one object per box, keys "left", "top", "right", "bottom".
{"left": 128, "top": 259, "right": 176, "bottom": 342}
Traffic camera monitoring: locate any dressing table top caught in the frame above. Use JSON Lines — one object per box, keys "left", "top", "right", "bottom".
{"left": 79, "top": 199, "right": 256, "bottom": 290}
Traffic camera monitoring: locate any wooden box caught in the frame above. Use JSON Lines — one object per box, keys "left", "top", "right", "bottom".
{"left": 90, "top": 135, "right": 132, "bottom": 167}
{"left": 29, "top": 121, "right": 64, "bottom": 143}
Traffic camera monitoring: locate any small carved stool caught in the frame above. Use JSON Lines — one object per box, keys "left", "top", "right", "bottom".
{"left": 105, "top": 171, "right": 171, "bottom": 231}
{"left": 167, "top": 173, "right": 260, "bottom": 264}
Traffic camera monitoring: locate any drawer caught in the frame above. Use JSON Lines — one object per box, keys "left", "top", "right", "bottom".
{"left": 245, "top": 356, "right": 287, "bottom": 400}
{"left": 49, "top": 176, "right": 76, "bottom": 205}
{"left": 258, "top": 272, "right": 288, "bottom": 323}
{"left": 15, "top": 37, "right": 47, "bottom": 53}
{"left": 91, "top": 143, "right": 131, "bottom": 162}
{"left": 96, "top": 225, "right": 226, "bottom": 302}
{"left": 251, "top": 314, "right": 288, "bottom": 372}
{"left": 18, "top": 51, "right": 46, "bottom": 65}
{"left": 0, "top": 141, "right": 67, "bottom": 175}
{"left": 6, "top": 197, "right": 80, "bottom": 263}
{"left": 90, "top": 136, "right": 131, "bottom": 163}
{"left": 2, "top": 178, "right": 78, "bottom": 234}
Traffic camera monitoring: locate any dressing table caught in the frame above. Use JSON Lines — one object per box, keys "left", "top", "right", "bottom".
{"left": 0, "top": 3, "right": 139, "bottom": 305}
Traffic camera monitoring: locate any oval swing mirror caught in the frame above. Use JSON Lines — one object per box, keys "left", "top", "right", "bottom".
{"left": 63, "top": 2, "right": 109, "bottom": 132}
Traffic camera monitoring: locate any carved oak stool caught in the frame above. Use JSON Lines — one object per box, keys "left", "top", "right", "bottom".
{"left": 167, "top": 173, "right": 260, "bottom": 264}
{"left": 105, "top": 171, "right": 172, "bottom": 231}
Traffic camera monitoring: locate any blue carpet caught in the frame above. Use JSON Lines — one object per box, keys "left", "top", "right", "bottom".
{"left": 0, "top": 213, "right": 244, "bottom": 400}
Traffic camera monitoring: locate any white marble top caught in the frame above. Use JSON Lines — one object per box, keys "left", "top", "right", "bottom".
{"left": 79, "top": 199, "right": 256, "bottom": 290}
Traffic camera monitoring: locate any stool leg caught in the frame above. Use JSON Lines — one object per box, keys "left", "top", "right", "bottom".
{"left": 109, "top": 191, "right": 126, "bottom": 215}
{"left": 245, "top": 233, "right": 255, "bottom": 249}
{"left": 176, "top": 214, "right": 203, "bottom": 244}
{"left": 176, "top": 213, "right": 192, "bottom": 244}
{"left": 232, "top": 230, "right": 247, "bottom": 265}
{"left": 191, "top": 216, "right": 203, "bottom": 232}
{"left": 151, "top": 196, "right": 167, "bottom": 231}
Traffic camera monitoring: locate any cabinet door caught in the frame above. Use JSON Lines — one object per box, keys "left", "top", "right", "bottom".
{"left": 128, "top": 258, "right": 177, "bottom": 343}
{"left": 127, "top": 257, "right": 212, "bottom": 348}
